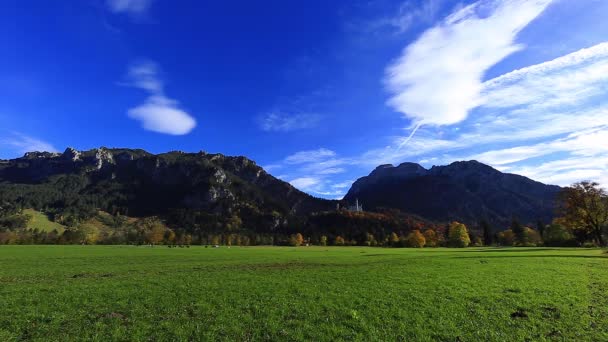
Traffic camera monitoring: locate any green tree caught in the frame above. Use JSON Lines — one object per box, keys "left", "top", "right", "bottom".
{"left": 480, "top": 220, "right": 493, "bottom": 246}
{"left": 364, "top": 233, "right": 376, "bottom": 246}
{"left": 319, "top": 235, "right": 328, "bottom": 246}
{"left": 510, "top": 217, "right": 524, "bottom": 245}
{"left": 520, "top": 227, "right": 542, "bottom": 246}
{"left": 448, "top": 222, "right": 471, "bottom": 248}
{"left": 536, "top": 220, "right": 546, "bottom": 239}
{"left": 543, "top": 223, "right": 575, "bottom": 246}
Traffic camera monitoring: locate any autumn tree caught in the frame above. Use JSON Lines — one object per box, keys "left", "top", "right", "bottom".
{"left": 334, "top": 235, "right": 345, "bottom": 246}
{"left": 75, "top": 222, "right": 101, "bottom": 245}
{"left": 405, "top": 230, "right": 426, "bottom": 248}
{"left": 146, "top": 223, "right": 166, "bottom": 245}
{"left": 423, "top": 229, "right": 438, "bottom": 247}
{"left": 520, "top": 227, "right": 542, "bottom": 246}
{"left": 448, "top": 222, "right": 471, "bottom": 248}
{"left": 164, "top": 230, "right": 176, "bottom": 245}
{"left": 288, "top": 233, "right": 304, "bottom": 246}
{"left": 497, "top": 229, "right": 515, "bottom": 246}
{"left": 558, "top": 181, "right": 608, "bottom": 246}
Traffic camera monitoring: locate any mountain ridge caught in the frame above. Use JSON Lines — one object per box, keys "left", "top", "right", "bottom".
{"left": 345, "top": 160, "right": 561, "bottom": 229}
{"left": 1, "top": 147, "right": 563, "bottom": 232}
{"left": 0, "top": 147, "right": 333, "bottom": 234}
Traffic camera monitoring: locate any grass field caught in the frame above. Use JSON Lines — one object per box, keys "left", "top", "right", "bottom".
{"left": 0, "top": 246, "right": 606, "bottom": 341}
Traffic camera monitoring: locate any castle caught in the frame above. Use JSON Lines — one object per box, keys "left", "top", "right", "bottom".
{"left": 337, "top": 198, "right": 363, "bottom": 212}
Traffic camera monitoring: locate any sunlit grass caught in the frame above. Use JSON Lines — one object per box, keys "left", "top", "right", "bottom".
{"left": 22, "top": 209, "right": 65, "bottom": 233}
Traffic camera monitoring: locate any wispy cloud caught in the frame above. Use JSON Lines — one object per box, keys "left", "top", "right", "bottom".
{"left": 0, "top": 133, "right": 57, "bottom": 156}
{"left": 258, "top": 112, "right": 320, "bottom": 132}
{"left": 267, "top": 148, "right": 350, "bottom": 198}
{"left": 284, "top": 148, "right": 336, "bottom": 164}
{"left": 125, "top": 60, "right": 197, "bottom": 135}
{"left": 369, "top": 0, "right": 443, "bottom": 34}
{"left": 385, "top": 0, "right": 553, "bottom": 128}
{"left": 367, "top": 40, "right": 608, "bottom": 186}
{"left": 289, "top": 177, "right": 321, "bottom": 191}
{"left": 106, "top": 0, "right": 153, "bottom": 16}
{"left": 346, "top": 0, "right": 445, "bottom": 38}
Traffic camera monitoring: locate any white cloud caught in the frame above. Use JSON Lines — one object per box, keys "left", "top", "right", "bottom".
{"left": 1, "top": 133, "right": 57, "bottom": 155}
{"left": 385, "top": 0, "right": 553, "bottom": 127}
{"left": 481, "top": 42, "right": 608, "bottom": 109}
{"left": 285, "top": 148, "right": 336, "bottom": 164}
{"left": 258, "top": 112, "right": 320, "bottom": 132}
{"left": 289, "top": 177, "right": 321, "bottom": 191}
{"left": 269, "top": 148, "right": 350, "bottom": 198}
{"left": 125, "top": 60, "right": 197, "bottom": 135}
{"left": 370, "top": 38, "right": 608, "bottom": 187}
{"left": 128, "top": 96, "right": 196, "bottom": 135}
{"left": 469, "top": 127, "right": 608, "bottom": 164}
{"left": 106, "top": 0, "right": 153, "bottom": 15}
{"left": 504, "top": 155, "right": 608, "bottom": 186}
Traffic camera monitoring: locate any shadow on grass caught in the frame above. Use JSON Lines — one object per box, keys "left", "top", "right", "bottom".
{"left": 459, "top": 248, "right": 571, "bottom": 253}
{"left": 455, "top": 255, "right": 608, "bottom": 259}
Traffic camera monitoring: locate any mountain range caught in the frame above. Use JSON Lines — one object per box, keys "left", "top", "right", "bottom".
{"left": 0, "top": 147, "right": 562, "bottom": 233}
{"left": 345, "top": 161, "right": 561, "bottom": 228}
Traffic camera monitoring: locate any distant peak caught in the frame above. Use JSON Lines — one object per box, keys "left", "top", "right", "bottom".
{"left": 374, "top": 164, "right": 394, "bottom": 171}
{"left": 367, "top": 161, "right": 427, "bottom": 179}
{"left": 397, "top": 162, "right": 426, "bottom": 170}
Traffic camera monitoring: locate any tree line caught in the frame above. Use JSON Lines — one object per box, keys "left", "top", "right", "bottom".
{"left": 1, "top": 181, "right": 607, "bottom": 247}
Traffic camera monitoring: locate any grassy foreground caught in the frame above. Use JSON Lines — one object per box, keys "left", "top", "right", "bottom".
{"left": 0, "top": 246, "right": 606, "bottom": 341}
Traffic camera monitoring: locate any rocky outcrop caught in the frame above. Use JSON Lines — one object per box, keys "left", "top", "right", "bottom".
{"left": 93, "top": 148, "right": 114, "bottom": 170}
{"left": 62, "top": 147, "right": 81, "bottom": 162}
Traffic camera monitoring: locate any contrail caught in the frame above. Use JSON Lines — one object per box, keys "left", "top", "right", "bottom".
{"left": 397, "top": 122, "right": 422, "bottom": 150}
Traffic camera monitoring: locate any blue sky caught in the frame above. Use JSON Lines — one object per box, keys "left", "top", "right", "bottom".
{"left": 1, "top": 0, "right": 608, "bottom": 198}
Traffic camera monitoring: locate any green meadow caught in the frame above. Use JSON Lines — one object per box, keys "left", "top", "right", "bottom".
{"left": 0, "top": 246, "right": 606, "bottom": 341}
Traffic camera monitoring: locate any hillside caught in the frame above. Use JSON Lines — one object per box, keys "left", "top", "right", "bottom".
{"left": 1, "top": 148, "right": 564, "bottom": 238}
{"left": 0, "top": 147, "right": 333, "bottom": 235}
{"left": 344, "top": 160, "right": 561, "bottom": 230}
{"left": 22, "top": 209, "right": 66, "bottom": 233}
